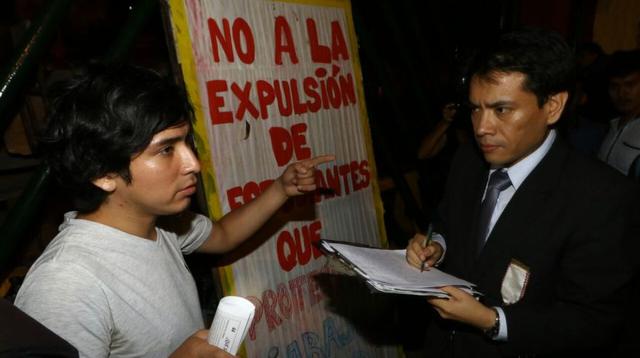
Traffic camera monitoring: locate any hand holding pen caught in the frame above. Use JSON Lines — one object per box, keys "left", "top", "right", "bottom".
{"left": 420, "top": 223, "right": 434, "bottom": 272}
{"left": 405, "top": 223, "right": 443, "bottom": 271}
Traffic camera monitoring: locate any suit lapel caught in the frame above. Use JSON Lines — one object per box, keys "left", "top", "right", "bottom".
{"left": 471, "top": 138, "right": 570, "bottom": 281}
{"left": 451, "top": 147, "right": 489, "bottom": 276}
{"left": 465, "top": 170, "right": 488, "bottom": 269}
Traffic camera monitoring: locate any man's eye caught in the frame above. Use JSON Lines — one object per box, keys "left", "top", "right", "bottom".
{"left": 496, "top": 107, "right": 510, "bottom": 114}
{"left": 160, "top": 146, "right": 174, "bottom": 155}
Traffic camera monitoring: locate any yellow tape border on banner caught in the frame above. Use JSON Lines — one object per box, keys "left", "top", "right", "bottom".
{"left": 167, "top": 0, "right": 224, "bottom": 219}
{"left": 166, "top": 0, "right": 238, "bottom": 299}
{"left": 167, "top": 0, "right": 388, "bottom": 300}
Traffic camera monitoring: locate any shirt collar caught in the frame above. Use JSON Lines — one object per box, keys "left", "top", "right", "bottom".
{"left": 491, "top": 129, "right": 557, "bottom": 190}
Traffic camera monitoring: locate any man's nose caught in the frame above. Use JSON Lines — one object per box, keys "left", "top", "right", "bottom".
{"left": 181, "top": 145, "right": 201, "bottom": 174}
{"left": 474, "top": 111, "right": 495, "bottom": 136}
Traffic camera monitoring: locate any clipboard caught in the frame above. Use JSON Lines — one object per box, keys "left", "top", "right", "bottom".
{"left": 318, "top": 240, "right": 480, "bottom": 297}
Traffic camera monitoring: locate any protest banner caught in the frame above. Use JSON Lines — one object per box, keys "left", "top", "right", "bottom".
{"left": 166, "top": 0, "right": 397, "bottom": 356}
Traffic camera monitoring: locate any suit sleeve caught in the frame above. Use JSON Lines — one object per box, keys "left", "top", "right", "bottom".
{"left": 500, "top": 181, "right": 640, "bottom": 355}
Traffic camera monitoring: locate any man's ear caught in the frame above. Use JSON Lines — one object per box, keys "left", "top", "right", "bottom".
{"left": 545, "top": 91, "right": 569, "bottom": 125}
{"left": 92, "top": 174, "right": 117, "bottom": 193}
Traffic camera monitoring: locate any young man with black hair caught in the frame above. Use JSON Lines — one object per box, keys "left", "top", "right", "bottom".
{"left": 406, "top": 29, "right": 640, "bottom": 357}
{"left": 598, "top": 49, "right": 640, "bottom": 176}
{"left": 15, "top": 65, "right": 333, "bottom": 357}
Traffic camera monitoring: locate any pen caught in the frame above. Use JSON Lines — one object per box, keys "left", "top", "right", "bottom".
{"left": 420, "top": 223, "right": 434, "bottom": 272}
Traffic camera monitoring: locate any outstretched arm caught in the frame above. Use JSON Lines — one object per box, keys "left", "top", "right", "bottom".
{"left": 197, "top": 155, "right": 335, "bottom": 253}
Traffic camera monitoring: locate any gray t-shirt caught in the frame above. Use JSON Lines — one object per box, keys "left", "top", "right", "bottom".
{"left": 15, "top": 211, "right": 212, "bottom": 357}
{"left": 598, "top": 116, "right": 640, "bottom": 175}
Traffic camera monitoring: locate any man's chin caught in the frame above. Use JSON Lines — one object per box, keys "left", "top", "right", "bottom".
{"left": 159, "top": 199, "right": 192, "bottom": 216}
{"left": 483, "top": 154, "right": 511, "bottom": 168}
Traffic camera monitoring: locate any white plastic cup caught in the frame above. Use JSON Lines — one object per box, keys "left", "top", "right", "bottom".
{"left": 207, "top": 296, "right": 256, "bottom": 354}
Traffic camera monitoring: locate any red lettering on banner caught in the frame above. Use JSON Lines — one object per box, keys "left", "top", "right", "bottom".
{"left": 324, "top": 165, "right": 341, "bottom": 196}
{"left": 315, "top": 161, "right": 371, "bottom": 200}
{"left": 277, "top": 230, "right": 296, "bottom": 272}
{"left": 246, "top": 296, "right": 263, "bottom": 341}
{"left": 359, "top": 160, "right": 371, "bottom": 190}
{"left": 274, "top": 81, "right": 292, "bottom": 116}
{"left": 241, "top": 181, "right": 261, "bottom": 204}
{"left": 269, "top": 123, "right": 311, "bottom": 166}
{"left": 306, "top": 18, "right": 330, "bottom": 64}
{"left": 306, "top": 19, "right": 350, "bottom": 64}
{"left": 269, "top": 127, "right": 293, "bottom": 167}
{"left": 295, "top": 226, "right": 313, "bottom": 266}
{"left": 330, "top": 21, "right": 349, "bottom": 61}
{"left": 276, "top": 220, "right": 322, "bottom": 272}
{"left": 327, "top": 75, "right": 342, "bottom": 108}
{"left": 227, "top": 186, "right": 244, "bottom": 210}
{"left": 349, "top": 161, "right": 360, "bottom": 192}
{"left": 309, "top": 221, "right": 323, "bottom": 259}
{"left": 290, "top": 79, "right": 309, "bottom": 114}
{"left": 257, "top": 80, "right": 275, "bottom": 119}
{"left": 207, "top": 18, "right": 233, "bottom": 62}
{"left": 339, "top": 164, "right": 351, "bottom": 195}
{"left": 316, "top": 68, "right": 330, "bottom": 109}
{"left": 290, "top": 123, "right": 311, "bottom": 161}
{"left": 227, "top": 179, "right": 274, "bottom": 210}
{"left": 207, "top": 18, "right": 255, "bottom": 64}
{"left": 303, "top": 77, "right": 321, "bottom": 112}
{"left": 225, "top": 161, "right": 371, "bottom": 210}
{"left": 277, "top": 283, "right": 292, "bottom": 320}
{"left": 339, "top": 73, "right": 356, "bottom": 105}
{"left": 231, "top": 82, "right": 259, "bottom": 120}
{"left": 226, "top": 161, "right": 370, "bottom": 214}
{"left": 206, "top": 80, "right": 233, "bottom": 124}
{"left": 288, "top": 275, "right": 307, "bottom": 312}
{"left": 274, "top": 16, "right": 299, "bottom": 65}
{"left": 233, "top": 18, "right": 255, "bottom": 63}
{"left": 246, "top": 268, "right": 333, "bottom": 341}
{"left": 206, "top": 73, "right": 356, "bottom": 124}
{"left": 262, "top": 289, "right": 282, "bottom": 331}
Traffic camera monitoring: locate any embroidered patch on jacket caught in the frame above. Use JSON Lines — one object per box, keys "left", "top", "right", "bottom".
{"left": 501, "top": 259, "right": 530, "bottom": 305}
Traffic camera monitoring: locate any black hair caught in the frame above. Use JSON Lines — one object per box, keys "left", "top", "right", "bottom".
{"left": 606, "top": 49, "right": 640, "bottom": 79}
{"left": 41, "top": 65, "right": 194, "bottom": 213}
{"left": 467, "top": 28, "right": 576, "bottom": 107}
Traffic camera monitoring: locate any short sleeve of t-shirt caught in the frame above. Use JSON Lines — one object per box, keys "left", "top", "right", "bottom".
{"left": 162, "top": 212, "right": 212, "bottom": 254}
{"left": 15, "top": 261, "right": 113, "bottom": 358}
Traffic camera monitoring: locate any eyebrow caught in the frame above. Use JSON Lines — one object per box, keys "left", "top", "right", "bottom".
{"left": 469, "top": 100, "right": 515, "bottom": 108}
{"left": 149, "top": 134, "right": 187, "bottom": 149}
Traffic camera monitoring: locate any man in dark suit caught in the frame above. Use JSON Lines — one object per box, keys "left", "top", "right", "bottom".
{"left": 405, "top": 28, "right": 640, "bottom": 357}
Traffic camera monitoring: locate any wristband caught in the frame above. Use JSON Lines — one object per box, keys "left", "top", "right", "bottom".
{"left": 483, "top": 307, "right": 500, "bottom": 339}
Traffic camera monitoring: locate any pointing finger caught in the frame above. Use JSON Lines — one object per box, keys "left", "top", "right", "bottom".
{"left": 305, "top": 154, "right": 336, "bottom": 168}
{"left": 294, "top": 163, "right": 308, "bottom": 174}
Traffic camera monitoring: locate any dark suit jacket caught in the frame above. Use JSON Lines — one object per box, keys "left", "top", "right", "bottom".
{"left": 0, "top": 298, "right": 78, "bottom": 357}
{"left": 425, "top": 137, "right": 640, "bottom": 357}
